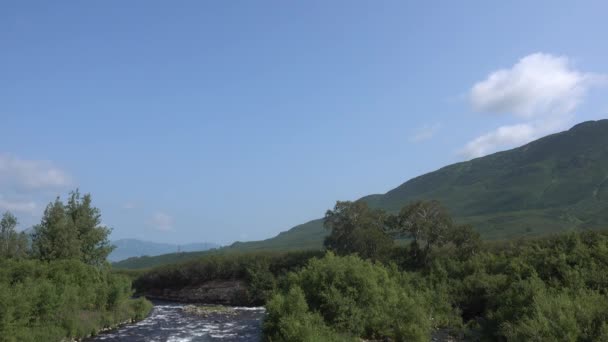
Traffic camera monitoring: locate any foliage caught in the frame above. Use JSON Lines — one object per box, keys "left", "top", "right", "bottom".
{"left": 323, "top": 200, "right": 481, "bottom": 266}
{"left": 388, "top": 200, "right": 471, "bottom": 265}
{"left": 0, "top": 212, "right": 28, "bottom": 259}
{"left": 323, "top": 201, "right": 393, "bottom": 261}
{"left": 32, "top": 190, "right": 114, "bottom": 266}
{"left": 32, "top": 197, "right": 81, "bottom": 261}
{"left": 0, "top": 258, "right": 152, "bottom": 342}
{"left": 264, "top": 286, "right": 356, "bottom": 342}
{"left": 226, "top": 120, "right": 608, "bottom": 252}
{"left": 259, "top": 228, "right": 608, "bottom": 341}
{"left": 66, "top": 190, "right": 114, "bottom": 266}
{"left": 0, "top": 191, "right": 152, "bottom": 342}
{"left": 389, "top": 200, "right": 453, "bottom": 246}
{"left": 132, "top": 250, "right": 324, "bottom": 305}
{"left": 264, "top": 253, "right": 438, "bottom": 341}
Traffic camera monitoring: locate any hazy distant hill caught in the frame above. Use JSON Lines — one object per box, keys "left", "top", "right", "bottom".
{"left": 108, "top": 239, "right": 220, "bottom": 262}
{"left": 115, "top": 120, "right": 608, "bottom": 267}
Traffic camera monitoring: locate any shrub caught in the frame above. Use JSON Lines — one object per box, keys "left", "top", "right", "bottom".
{"left": 265, "top": 253, "right": 433, "bottom": 341}
{"left": 0, "top": 258, "right": 152, "bottom": 341}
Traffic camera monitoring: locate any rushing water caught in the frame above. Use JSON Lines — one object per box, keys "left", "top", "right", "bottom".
{"left": 87, "top": 301, "right": 265, "bottom": 342}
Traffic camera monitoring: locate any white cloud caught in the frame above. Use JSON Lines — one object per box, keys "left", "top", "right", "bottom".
{"left": 461, "top": 124, "right": 536, "bottom": 158}
{"left": 149, "top": 212, "right": 173, "bottom": 231}
{"left": 122, "top": 202, "right": 137, "bottom": 210}
{"left": 0, "top": 154, "right": 72, "bottom": 190}
{"left": 470, "top": 53, "right": 596, "bottom": 118}
{"left": 462, "top": 53, "right": 605, "bottom": 159}
{"left": 410, "top": 123, "right": 441, "bottom": 143}
{"left": 0, "top": 197, "right": 38, "bottom": 215}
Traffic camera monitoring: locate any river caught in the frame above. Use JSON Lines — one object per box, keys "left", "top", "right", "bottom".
{"left": 87, "top": 301, "right": 266, "bottom": 342}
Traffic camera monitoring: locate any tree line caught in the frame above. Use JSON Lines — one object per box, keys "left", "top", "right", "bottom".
{"left": 323, "top": 199, "right": 481, "bottom": 264}
{"left": 0, "top": 190, "right": 151, "bottom": 342}
{"left": 0, "top": 190, "right": 114, "bottom": 265}
{"left": 264, "top": 200, "right": 608, "bottom": 341}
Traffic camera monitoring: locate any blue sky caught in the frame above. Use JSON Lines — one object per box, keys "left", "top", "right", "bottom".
{"left": 1, "top": 1, "right": 607, "bottom": 245}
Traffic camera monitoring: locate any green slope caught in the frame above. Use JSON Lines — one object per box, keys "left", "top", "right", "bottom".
{"left": 227, "top": 119, "right": 608, "bottom": 251}
{"left": 115, "top": 119, "right": 608, "bottom": 268}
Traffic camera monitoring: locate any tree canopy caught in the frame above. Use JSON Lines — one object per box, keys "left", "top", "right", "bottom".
{"left": 323, "top": 201, "right": 393, "bottom": 260}
{"left": 0, "top": 190, "right": 151, "bottom": 341}
{"left": 323, "top": 200, "right": 481, "bottom": 264}
{"left": 32, "top": 190, "right": 114, "bottom": 266}
{"left": 0, "top": 212, "right": 28, "bottom": 259}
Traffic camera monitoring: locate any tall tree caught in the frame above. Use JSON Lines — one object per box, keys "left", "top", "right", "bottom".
{"left": 66, "top": 190, "right": 114, "bottom": 266}
{"left": 388, "top": 200, "right": 453, "bottom": 264}
{"left": 32, "top": 197, "right": 81, "bottom": 261}
{"left": 324, "top": 201, "right": 393, "bottom": 260}
{"left": 0, "top": 211, "right": 28, "bottom": 258}
{"left": 449, "top": 224, "right": 481, "bottom": 259}
{"left": 32, "top": 191, "right": 114, "bottom": 265}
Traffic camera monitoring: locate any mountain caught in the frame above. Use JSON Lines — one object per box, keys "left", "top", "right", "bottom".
{"left": 108, "top": 239, "right": 220, "bottom": 262}
{"left": 226, "top": 119, "right": 608, "bottom": 251}
{"left": 114, "top": 120, "right": 608, "bottom": 268}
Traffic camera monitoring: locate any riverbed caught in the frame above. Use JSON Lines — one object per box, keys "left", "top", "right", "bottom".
{"left": 87, "top": 301, "right": 265, "bottom": 342}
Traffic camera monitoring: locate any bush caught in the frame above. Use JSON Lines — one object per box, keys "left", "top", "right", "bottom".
{"left": 500, "top": 288, "right": 608, "bottom": 341}
{"left": 265, "top": 253, "right": 433, "bottom": 341}
{"left": 264, "top": 286, "right": 354, "bottom": 342}
{"left": 0, "top": 258, "right": 152, "bottom": 342}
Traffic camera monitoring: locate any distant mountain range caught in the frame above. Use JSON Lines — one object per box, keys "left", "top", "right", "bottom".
{"left": 115, "top": 119, "right": 608, "bottom": 268}
{"left": 109, "top": 239, "right": 220, "bottom": 262}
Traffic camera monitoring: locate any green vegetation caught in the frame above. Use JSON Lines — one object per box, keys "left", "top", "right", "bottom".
{"left": 264, "top": 231, "right": 608, "bottom": 341}
{"left": 323, "top": 201, "right": 393, "bottom": 261}
{"left": 0, "top": 212, "right": 28, "bottom": 259}
{"left": 131, "top": 197, "right": 608, "bottom": 341}
{"left": 0, "top": 259, "right": 152, "bottom": 341}
{"left": 226, "top": 119, "right": 608, "bottom": 251}
{"left": 0, "top": 190, "right": 153, "bottom": 342}
{"left": 264, "top": 253, "right": 445, "bottom": 342}
{"left": 133, "top": 250, "right": 324, "bottom": 305}
{"left": 261, "top": 200, "right": 608, "bottom": 341}
{"left": 32, "top": 191, "right": 114, "bottom": 266}
{"left": 118, "top": 120, "right": 608, "bottom": 270}
{"left": 103, "top": 120, "right": 608, "bottom": 338}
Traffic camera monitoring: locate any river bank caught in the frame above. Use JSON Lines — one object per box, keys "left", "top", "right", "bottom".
{"left": 142, "top": 280, "right": 251, "bottom": 306}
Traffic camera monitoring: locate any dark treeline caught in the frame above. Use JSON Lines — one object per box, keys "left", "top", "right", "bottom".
{"left": 133, "top": 250, "right": 324, "bottom": 305}
{"left": 0, "top": 190, "right": 152, "bottom": 342}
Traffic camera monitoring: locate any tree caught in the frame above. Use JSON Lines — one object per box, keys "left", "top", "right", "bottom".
{"left": 323, "top": 201, "right": 393, "bottom": 260}
{"left": 32, "top": 191, "right": 114, "bottom": 266}
{"left": 32, "top": 198, "right": 81, "bottom": 261}
{"left": 0, "top": 211, "right": 28, "bottom": 258}
{"left": 449, "top": 224, "right": 481, "bottom": 259}
{"left": 388, "top": 200, "right": 453, "bottom": 265}
{"left": 66, "top": 190, "right": 114, "bottom": 266}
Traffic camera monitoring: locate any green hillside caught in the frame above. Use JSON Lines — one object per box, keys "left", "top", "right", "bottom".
{"left": 227, "top": 119, "right": 608, "bottom": 251}
{"left": 115, "top": 119, "right": 608, "bottom": 268}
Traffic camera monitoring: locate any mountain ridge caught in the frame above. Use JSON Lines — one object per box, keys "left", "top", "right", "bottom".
{"left": 225, "top": 119, "right": 608, "bottom": 251}
{"left": 114, "top": 119, "right": 608, "bottom": 267}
